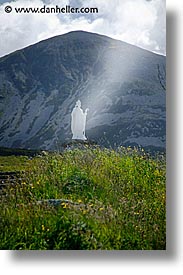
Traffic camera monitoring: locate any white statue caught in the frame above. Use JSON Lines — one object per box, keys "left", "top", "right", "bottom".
{"left": 71, "top": 100, "right": 89, "bottom": 140}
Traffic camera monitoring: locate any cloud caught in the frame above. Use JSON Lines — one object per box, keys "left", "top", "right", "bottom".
{"left": 84, "top": 0, "right": 165, "bottom": 54}
{"left": 0, "top": 0, "right": 166, "bottom": 57}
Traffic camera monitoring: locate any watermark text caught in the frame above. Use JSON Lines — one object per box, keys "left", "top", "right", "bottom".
{"left": 4, "top": 5, "right": 99, "bottom": 14}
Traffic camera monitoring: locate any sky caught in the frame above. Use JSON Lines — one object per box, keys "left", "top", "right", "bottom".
{"left": 0, "top": 0, "right": 166, "bottom": 57}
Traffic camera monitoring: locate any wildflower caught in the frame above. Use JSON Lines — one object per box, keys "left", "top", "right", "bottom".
{"left": 99, "top": 207, "right": 104, "bottom": 211}
{"left": 42, "top": 224, "right": 45, "bottom": 231}
{"left": 154, "top": 170, "right": 160, "bottom": 176}
{"left": 77, "top": 199, "right": 82, "bottom": 203}
{"left": 61, "top": 202, "right": 67, "bottom": 208}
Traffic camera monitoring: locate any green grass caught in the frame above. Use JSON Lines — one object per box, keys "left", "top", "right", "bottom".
{"left": 0, "top": 155, "right": 29, "bottom": 172}
{"left": 0, "top": 146, "right": 166, "bottom": 250}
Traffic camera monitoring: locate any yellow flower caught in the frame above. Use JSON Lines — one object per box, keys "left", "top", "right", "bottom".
{"left": 154, "top": 170, "right": 160, "bottom": 176}
{"left": 61, "top": 202, "right": 67, "bottom": 208}
{"left": 99, "top": 207, "right": 104, "bottom": 211}
{"left": 42, "top": 224, "right": 45, "bottom": 231}
{"left": 77, "top": 199, "right": 82, "bottom": 203}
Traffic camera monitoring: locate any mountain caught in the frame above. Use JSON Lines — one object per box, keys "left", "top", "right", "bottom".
{"left": 0, "top": 31, "right": 166, "bottom": 152}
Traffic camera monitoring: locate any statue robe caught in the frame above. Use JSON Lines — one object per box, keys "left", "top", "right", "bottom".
{"left": 71, "top": 106, "right": 87, "bottom": 140}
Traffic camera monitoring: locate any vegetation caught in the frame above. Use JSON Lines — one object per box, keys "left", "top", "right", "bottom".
{"left": 0, "top": 146, "right": 166, "bottom": 250}
{"left": 0, "top": 146, "right": 42, "bottom": 157}
{"left": 0, "top": 155, "right": 29, "bottom": 173}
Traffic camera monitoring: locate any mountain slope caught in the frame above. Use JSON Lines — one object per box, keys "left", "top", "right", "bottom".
{"left": 0, "top": 31, "right": 166, "bottom": 151}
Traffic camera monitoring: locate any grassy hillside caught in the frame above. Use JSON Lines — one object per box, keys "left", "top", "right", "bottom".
{"left": 0, "top": 146, "right": 166, "bottom": 250}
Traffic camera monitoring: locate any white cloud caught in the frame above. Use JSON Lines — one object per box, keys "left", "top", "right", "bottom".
{"left": 85, "top": 0, "right": 165, "bottom": 54}
{"left": 0, "top": 0, "right": 166, "bottom": 57}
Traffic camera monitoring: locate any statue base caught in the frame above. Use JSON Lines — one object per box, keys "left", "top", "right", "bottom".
{"left": 58, "top": 139, "right": 98, "bottom": 151}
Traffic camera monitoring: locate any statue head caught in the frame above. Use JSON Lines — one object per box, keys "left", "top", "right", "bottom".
{"left": 75, "top": 100, "right": 81, "bottom": 108}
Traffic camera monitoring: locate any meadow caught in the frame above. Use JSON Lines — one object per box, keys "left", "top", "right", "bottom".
{"left": 0, "top": 146, "right": 166, "bottom": 250}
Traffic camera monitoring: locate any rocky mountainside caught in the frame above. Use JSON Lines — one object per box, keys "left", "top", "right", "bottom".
{"left": 0, "top": 31, "right": 166, "bottom": 152}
